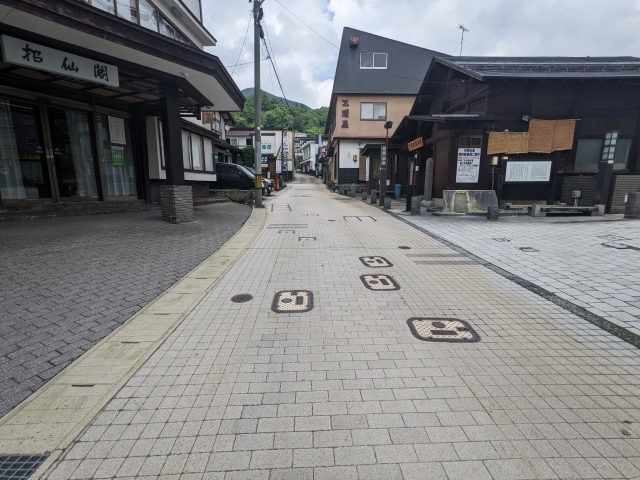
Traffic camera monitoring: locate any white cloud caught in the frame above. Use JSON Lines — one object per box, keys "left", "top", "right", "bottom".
{"left": 203, "top": 0, "right": 640, "bottom": 109}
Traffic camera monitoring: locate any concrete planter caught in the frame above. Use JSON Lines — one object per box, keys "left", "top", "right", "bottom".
{"left": 209, "top": 189, "right": 254, "bottom": 204}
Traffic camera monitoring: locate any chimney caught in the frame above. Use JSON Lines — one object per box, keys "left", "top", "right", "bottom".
{"left": 349, "top": 37, "right": 359, "bottom": 48}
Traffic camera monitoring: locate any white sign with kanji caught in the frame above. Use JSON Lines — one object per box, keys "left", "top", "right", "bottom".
{"left": 455, "top": 148, "right": 481, "bottom": 183}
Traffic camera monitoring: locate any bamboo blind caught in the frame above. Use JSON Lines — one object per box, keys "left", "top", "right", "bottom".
{"left": 528, "top": 119, "right": 555, "bottom": 153}
{"left": 487, "top": 132, "right": 529, "bottom": 155}
{"left": 551, "top": 119, "right": 577, "bottom": 151}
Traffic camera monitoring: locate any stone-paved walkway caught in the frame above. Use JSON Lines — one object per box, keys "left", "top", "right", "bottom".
{"left": 47, "top": 178, "right": 640, "bottom": 479}
{"left": 395, "top": 208, "right": 640, "bottom": 337}
{"left": 0, "top": 203, "right": 251, "bottom": 418}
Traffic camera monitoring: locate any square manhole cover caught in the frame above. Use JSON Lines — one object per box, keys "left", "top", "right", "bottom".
{"left": 407, "top": 318, "right": 480, "bottom": 343}
{"left": 272, "top": 291, "right": 313, "bottom": 313}
{"left": 360, "top": 256, "right": 393, "bottom": 268}
{"left": 299, "top": 237, "right": 317, "bottom": 241}
{"left": 360, "top": 274, "right": 400, "bottom": 291}
{"left": 0, "top": 455, "right": 48, "bottom": 480}
{"left": 493, "top": 238, "right": 510, "bottom": 242}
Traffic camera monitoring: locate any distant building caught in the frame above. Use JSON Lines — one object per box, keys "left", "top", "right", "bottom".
{"left": 298, "top": 136, "right": 328, "bottom": 175}
{"left": 325, "top": 27, "right": 442, "bottom": 192}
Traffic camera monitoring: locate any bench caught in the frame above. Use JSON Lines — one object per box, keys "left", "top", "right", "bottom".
{"left": 528, "top": 204, "right": 605, "bottom": 217}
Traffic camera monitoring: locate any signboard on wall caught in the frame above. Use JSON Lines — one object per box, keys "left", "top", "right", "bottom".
{"left": 408, "top": 137, "right": 424, "bottom": 151}
{"left": 111, "top": 146, "right": 125, "bottom": 166}
{"left": 276, "top": 160, "right": 282, "bottom": 173}
{"left": 261, "top": 155, "right": 268, "bottom": 167}
{"left": 261, "top": 136, "right": 275, "bottom": 153}
{"left": 108, "top": 116, "right": 126, "bottom": 144}
{"left": 365, "top": 157, "right": 370, "bottom": 181}
{"left": 1, "top": 35, "right": 119, "bottom": 87}
{"left": 455, "top": 148, "right": 481, "bottom": 183}
{"left": 504, "top": 160, "right": 552, "bottom": 183}
{"left": 283, "top": 136, "right": 289, "bottom": 153}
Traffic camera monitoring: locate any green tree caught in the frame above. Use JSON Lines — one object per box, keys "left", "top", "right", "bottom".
{"left": 241, "top": 146, "right": 255, "bottom": 168}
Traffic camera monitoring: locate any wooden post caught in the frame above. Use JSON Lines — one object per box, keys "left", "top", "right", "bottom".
{"left": 160, "top": 83, "right": 185, "bottom": 186}
{"left": 547, "top": 152, "right": 560, "bottom": 205}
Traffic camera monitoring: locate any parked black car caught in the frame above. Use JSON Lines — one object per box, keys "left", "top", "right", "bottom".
{"left": 246, "top": 167, "right": 273, "bottom": 195}
{"left": 211, "top": 163, "right": 270, "bottom": 196}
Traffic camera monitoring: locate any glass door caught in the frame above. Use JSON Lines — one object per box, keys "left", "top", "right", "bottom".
{"left": 0, "top": 99, "right": 54, "bottom": 202}
{"left": 47, "top": 107, "right": 100, "bottom": 200}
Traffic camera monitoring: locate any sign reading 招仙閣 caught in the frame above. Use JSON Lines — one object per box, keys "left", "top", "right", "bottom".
{"left": 1, "top": 35, "right": 119, "bottom": 87}
{"left": 455, "top": 148, "right": 481, "bottom": 183}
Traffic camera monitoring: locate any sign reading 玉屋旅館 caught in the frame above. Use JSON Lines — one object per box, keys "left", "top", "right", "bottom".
{"left": 0, "top": 35, "right": 119, "bottom": 87}
{"left": 455, "top": 148, "right": 481, "bottom": 183}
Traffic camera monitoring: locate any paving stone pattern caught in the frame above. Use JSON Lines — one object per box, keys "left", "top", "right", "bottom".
{"left": 0, "top": 203, "right": 251, "bottom": 418}
{"left": 400, "top": 212, "right": 640, "bottom": 336}
{"left": 48, "top": 177, "right": 640, "bottom": 479}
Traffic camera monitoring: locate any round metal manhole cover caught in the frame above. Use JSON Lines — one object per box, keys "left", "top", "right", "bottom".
{"left": 398, "top": 246, "right": 411, "bottom": 250}
{"left": 231, "top": 294, "right": 254, "bottom": 303}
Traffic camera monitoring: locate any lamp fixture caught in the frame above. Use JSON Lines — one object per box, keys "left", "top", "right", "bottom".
{"left": 384, "top": 121, "right": 393, "bottom": 130}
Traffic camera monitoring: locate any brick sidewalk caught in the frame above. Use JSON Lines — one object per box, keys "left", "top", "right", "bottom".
{"left": 0, "top": 203, "right": 251, "bottom": 418}
{"left": 47, "top": 180, "right": 640, "bottom": 479}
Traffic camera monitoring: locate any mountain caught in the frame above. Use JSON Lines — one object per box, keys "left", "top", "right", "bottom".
{"left": 241, "top": 88, "right": 311, "bottom": 110}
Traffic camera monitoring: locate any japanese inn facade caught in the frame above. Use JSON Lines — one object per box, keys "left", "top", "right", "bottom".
{"left": 0, "top": 0, "right": 244, "bottom": 210}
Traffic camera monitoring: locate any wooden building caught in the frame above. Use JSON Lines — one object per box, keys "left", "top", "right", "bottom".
{"left": 390, "top": 57, "right": 640, "bottom": 211}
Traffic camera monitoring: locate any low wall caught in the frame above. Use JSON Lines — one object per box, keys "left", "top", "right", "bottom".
{"left": 443, "top": 190, "right": 498, "bottom": 214}
{"left": 609, "top": 175, "right": 640, "bottom": 214}
{"left": 209, "top": 189, "right": 254, "bottom": 204}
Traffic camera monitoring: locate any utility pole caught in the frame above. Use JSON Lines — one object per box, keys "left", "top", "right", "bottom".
{"left": 458, "top": 24, "right": 468, "bottom": 56}
{"left": 253, "top": 0, "right": 263, "bottom": 206}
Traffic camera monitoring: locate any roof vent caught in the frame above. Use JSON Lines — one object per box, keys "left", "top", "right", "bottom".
{"left": 350, "top": 37, "right": 359, "bottom": 48}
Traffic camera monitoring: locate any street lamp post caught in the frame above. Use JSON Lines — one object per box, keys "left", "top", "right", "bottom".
{"left": 379, "top": 121, "right": 393, "bottom": 206}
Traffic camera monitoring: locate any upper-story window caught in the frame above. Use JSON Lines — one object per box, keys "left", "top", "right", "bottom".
{"left": 361, "top": 102, "right": 387, "bottom": 120}
{"left": 360, "top": 53, "right": 387, "bottom": 69}
{"left": 81, "top": 0, "right": 191, "bottom": 45}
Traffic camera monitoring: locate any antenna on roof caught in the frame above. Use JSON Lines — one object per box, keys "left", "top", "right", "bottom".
{"left": 458, "top": 24, "right": 469, "bottom": 56}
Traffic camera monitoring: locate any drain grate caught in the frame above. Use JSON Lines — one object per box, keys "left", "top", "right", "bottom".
{"left": 360, "top": 274, "right": 400, "bottom": 291}
{"left": 344, "top": 216, "right": 377, "bottom": 222}
{"left": 360, "top": 256, "right": 393, "bottom": 268}
{"left": 0, "top": 455, "right": 48, "bottom": 479}
{"left": 272, "top": 291, "right": 314, "bottom": 313}
{"left": 231, "top": 294, "right": 253, "bottom": 303}
{"left": 398, "top": 246, "right": 411, "bottom": 250}
{"left": 493, "top": 238, "right": 511, "bottom": 242}
{"left": 278, "top": 230, "right": 296, "bottom": 234}
{"left": 268, "top": 224, "right": 308, "bottom": 229}
{"left": 519, "top": 247, "right": 539, "bottom": 252}
{"left": 407, "top": 318, "right": 480, "bottom": 343}
{"left": 299, "top": 237, "right": 317, "bottom": 241}
{"left": 271, "top": 204, "right": 292, "bottom": 211}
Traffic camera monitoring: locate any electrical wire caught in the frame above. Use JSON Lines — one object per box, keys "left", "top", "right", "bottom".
{"left": 463, "top": 39, "right": 486, "bottom": 55}
{"left": 231, "top": 13, "right": 253, "bottom": 76}
{"left": 273, "top": 0, "right": 339, "bottom": 50}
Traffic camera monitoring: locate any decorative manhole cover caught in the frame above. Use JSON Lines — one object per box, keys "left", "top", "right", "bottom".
{"left": 407, "top": 318, "right": 480, "bottom": 343}
{"left": 0, "top": 455, "right": 48, "bottom": 480}
{"left": 360, "top": 256, "right": 393, "bottom": 268}
{"left": 493, "top": 238, "right": 511, "bottom": 242}
{"left": 272, "top": 291, "right": 314, "bottom": 313}
{"left": 519, "top": 247, "right": 539, "bottom": 252}
{"left": 398, "top": 246, "right": 411, "bottom": 250}
{"left": 231, "top": 294, "right": 253, "bottom": 303}
{"left": 360, "top": 274, "right": 400, "bottom": 291}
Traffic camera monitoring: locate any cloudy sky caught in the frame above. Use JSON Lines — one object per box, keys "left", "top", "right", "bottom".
{"left": 203, "top": 0, "right": 640, "bottom": 109}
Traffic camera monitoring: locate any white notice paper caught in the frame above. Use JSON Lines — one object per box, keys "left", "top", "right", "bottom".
{"left": 504, "top": 161, "right": 552, "bottom": 183}
{"left": 108, "top": 116, "right": 126, "bottom": 145}
{"left": 365, "top": 157, "right": 370, "bottom": 181}
{"left": 456, "top": 148, "right": 481, "bottom": 183}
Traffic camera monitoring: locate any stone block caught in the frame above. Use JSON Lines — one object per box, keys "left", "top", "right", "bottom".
{"left": 209, "top": 189, "right": 254, "bottom": 204}
{"left": 160, "top": 186, "right": 194, "bottom": 224}
{"left": 443, "top": 190, "right": 498, "bottom": 214}
{"left": 487, "top": 206, "right": 499, "bottom": 221}
{"left": 411, "top": 197, "right": 421, "bottom": 216}
{"left": 351, "top": 185, "right": 356, "bottom": 197}
{"left": 384, "top": 198, "right": 392, "bottom": 209}
{"left": 361, "top": 192, "right": 367, "bottom": 201}
{"left": 625, "top": 192, "right": 640, "bottom": 219}
{"left": 370, "top": 190, "right": 377, "bottom": 204}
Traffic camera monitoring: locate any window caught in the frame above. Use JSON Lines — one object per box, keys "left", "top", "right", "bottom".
{"left": 575, "top": 139, "right": 603, "bottom": 170}
{"left": 360, "top": 53, "right": 387, "bottom": 69}
{"left": 139, "top": 0, "right": 159, "bottom": 31}
{"left": 614, "top": 138, "right": 632, "bottom": 170}
{"left": 361, "top": 103, "right": 387, "bottom": 120}
{"left": 182, "top": 130, "right": 191, "bottom": 170}
{"left": 459, "top": 136, "right": 482, "bottom": 148}
{"left": 204, "top": 138, "right": 214, "bottom": 172}
{"left": 116, "top": 0, "right": 138, "bottom": 22}
{"left": 91, "top": 0, "right": 115, "bottom": 14}
{"left": 190, "top": 133, "right": 202, "bottom": 171}
{"left": 157, "top": 119, "right": 165, "bottom": 168}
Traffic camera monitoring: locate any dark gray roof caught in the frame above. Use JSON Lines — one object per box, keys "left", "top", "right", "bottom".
{"left": 331, "top": 27, "right": 444, "bottom": 95}
{"left": 406, "top": 114, "right": 499, "bottom": 122}
{"left": 436, "top": 56, "right": 640, "bottom": 80}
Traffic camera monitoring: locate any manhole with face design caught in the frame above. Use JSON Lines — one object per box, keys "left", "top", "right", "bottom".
{"left": 271, "top": 290, "right": 314, "bottom": 313}
{"left": 407, "top": 318, "right": 480, "bottom": 343}
{"left": 360, "top": 274, "right": 400, "bottom": 291}
{"left": 360, "top": 256, "right": 393, "bottom": 268}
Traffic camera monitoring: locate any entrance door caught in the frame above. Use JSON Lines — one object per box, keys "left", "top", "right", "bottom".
{"left": 47, "top": 107, "right": 100, "bottom": 200}
{"left": 0, "top": 99, "right": 54, "bottom": 202}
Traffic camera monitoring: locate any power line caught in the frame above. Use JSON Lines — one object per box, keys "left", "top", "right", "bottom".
{"left": 273, "top": 0, "right": 339, "bottom": 50}
{"left": 463, "top": 38, "right": 486, "bottom": 55}
{"left": 231, "top": 13, "right": 253, "bottom": 76}
{"left": 225, "top": 58, "right": 268, "bottom": 69}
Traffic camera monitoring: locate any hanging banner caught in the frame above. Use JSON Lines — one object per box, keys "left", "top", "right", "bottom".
{"left": 276, "top": 160, "right": 282, "bottom": 173}
{"left": 365, "top": 157, "right": 370, "bottom": 181}
{"left": 1, "top": 35, "right": 119, "bottom": 87}
{"left": 455, "top": 148, "right": 481, "bottom": 183}
{"left": 283, "top": 136, "right": 289, "bottom": 153}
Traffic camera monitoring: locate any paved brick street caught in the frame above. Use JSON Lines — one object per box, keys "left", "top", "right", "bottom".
{"left": 44, "top": 177, "right": 640, "bottom": 479}
{"left": 0, "top": 203, "right": 251, "bottom": 418}
{"left": 396, "top": 209, "right": 640, "bottom": 338}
